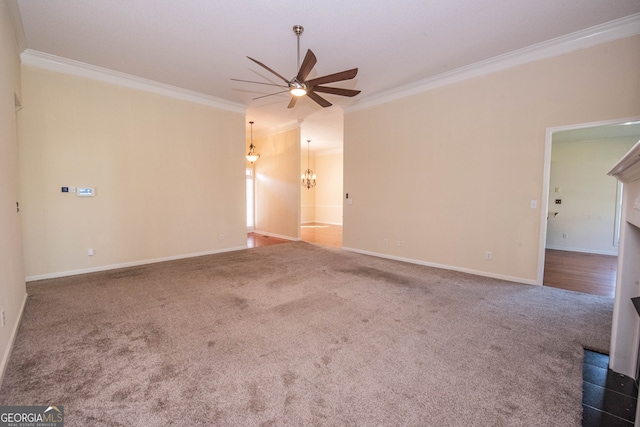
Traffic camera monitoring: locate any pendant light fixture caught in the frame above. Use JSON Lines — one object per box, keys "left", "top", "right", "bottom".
{"left": 246, "top": 121, "right": 260, "bottom": 163}
{"left": 301, "top": 140, "right": 316, "bottom": 189}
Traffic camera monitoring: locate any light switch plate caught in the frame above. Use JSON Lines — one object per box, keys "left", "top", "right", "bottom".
{"left": 77, "top": 187, "right": 94, "bottom": 197}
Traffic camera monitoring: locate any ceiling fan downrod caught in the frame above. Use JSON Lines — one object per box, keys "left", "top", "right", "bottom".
{"left": 293, "top": 25, "right": 304, "bottom": 72}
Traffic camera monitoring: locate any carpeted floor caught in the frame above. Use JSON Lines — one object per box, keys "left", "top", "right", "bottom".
{"left": 0, "top": 242, "right": 612, "bottom": 426}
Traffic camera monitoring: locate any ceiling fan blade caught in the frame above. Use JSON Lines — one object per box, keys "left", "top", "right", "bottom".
{"left": 306, "top": 91, "right": 332, "bottom": 108}
{"left": 246, "top": 56, "right": 290, "bottom": 84}
{"left": 312, "top": 86, "right": 361, "bottom": 97}
{"left": 252, "top": 90, "right": 290, "bottom": 101}
{"left": 231, "top": 78, "right": 287, "bottom": 88}
{"left": 287, "top": 97, "right": 298, "bottom": 109}
{"left": 296, "top": 49, "right": 317, "bottom": 83}
{"left": 306, "top": 68, "right": 358, "bottom": 87}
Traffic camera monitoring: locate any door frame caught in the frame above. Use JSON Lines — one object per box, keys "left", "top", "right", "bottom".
{"left": 536, "top": 115, "right": 640, "bottom": 286}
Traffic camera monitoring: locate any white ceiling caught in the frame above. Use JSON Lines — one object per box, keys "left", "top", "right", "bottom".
{"left": 13, "top": 1, "right": 640, "bottom": 152}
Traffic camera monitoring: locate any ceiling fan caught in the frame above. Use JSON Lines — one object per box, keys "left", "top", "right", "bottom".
{"left": 232, "top": 25, "right": 361, "bottom": 108}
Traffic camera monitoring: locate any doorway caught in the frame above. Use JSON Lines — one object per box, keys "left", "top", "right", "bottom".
{"left": 299, "top": 110, "right": 345, "bottom": 248}
{"left": 299, "top": 149, "right": 344, "bottom": 248}
{"left": 539, "top": 118, "right": 640, "bottom": 295}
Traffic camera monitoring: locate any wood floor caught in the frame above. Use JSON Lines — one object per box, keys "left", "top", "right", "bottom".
{"left": 247, "top": 223, "right": 343, "bottom": 249}
{"left": 248, "top": 232, "right": 616, "bottom": 298}
{"left": 543, "top": 249, "right": 617, "bottom": 298}
{"left": 300, "top": 223, "right": 342, "bottom": 248}
{"left": 246, "top": 232, "right": 291, "bottom": 248}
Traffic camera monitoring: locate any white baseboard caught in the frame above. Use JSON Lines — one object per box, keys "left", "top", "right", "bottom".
{"left": 342, "top": 247, "right": 538, "bottom": 286}
{"left": 25, "top": 246, "right": 248, "bottom": 282}
{"left": 252, "top": 230, "right": 299, "bottom": 241}
{"left": 545, "top": 245, "right": 618, "bottom": 256}
{"left": 0, "top": 292, "right": 28, "bottom": 387}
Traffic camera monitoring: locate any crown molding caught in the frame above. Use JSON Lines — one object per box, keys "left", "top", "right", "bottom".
{"left": 5, "top": 0, "right": 26, "bottom": 54}
{"left": 608, "top": 139, "right": 640, "bottom": 183}
{"left": 347, "top": 13, "right": 640, "bottom": 113}
{"left": 254, "top": 119, "right": 302, "bottom": 138}
{"left": 20, "top": 49, "right": 246, "bottom": 114}
{"left": 15, "top": 13, "right": 640, "bottom": 117}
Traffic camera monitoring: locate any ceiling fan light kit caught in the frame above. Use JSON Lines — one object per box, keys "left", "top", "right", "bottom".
{"left": 233, "top": 25, "right": 361, "bottom": 108}
{"left": 290, "top": 83, "right": 307, "bottom": 97}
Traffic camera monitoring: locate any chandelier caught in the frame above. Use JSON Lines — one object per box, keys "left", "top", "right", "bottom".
{"left": 301, "top": 140, "right": 316, "bottom": 189}
{"left": 246, "top": 121, "right": 260, "bottom": 163}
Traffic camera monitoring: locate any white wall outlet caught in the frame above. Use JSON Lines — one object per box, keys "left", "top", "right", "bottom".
{"left": 562, "top": 233, "right": 568, "bottom": 239}
{"left": 88, "top": 248, "right": 94, "bottom": 256}
{"left": 383, "top": 238, "right": 388, "bottom": 245}
{"left": 486, "top": 251, "right": 493, "bottom": 260}
{"left": 530, "top": 200, "right": 538, "bottom": 209}
{"left": 219, "top": 234, "right": 225, "bottom": 241}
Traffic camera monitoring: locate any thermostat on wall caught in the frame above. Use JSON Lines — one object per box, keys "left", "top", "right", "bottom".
{"left": 77, "top": 187, "right": 95, "bottom": 197}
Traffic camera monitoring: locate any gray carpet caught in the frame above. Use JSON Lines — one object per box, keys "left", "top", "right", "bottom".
{"left": 0, "top": 242, "right": 612, "bottom": 426}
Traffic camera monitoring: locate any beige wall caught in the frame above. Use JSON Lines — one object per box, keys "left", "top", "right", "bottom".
{"left": 0, "top": 1, "right": 27, "bottom": 381}
{"left": 344, "top": 35, "right": 640, "bottom": 284}
{"left": 19, "top": 66, "right": 246, "bottom": 279}
{"left": 314, "top": 152, "right": 343, "bottom": 225}
{"left": 547, "top": 137, "right": 637, "bottom": 255}
{"left": 254, "top": 128, "right": 301, "bottom": 239}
